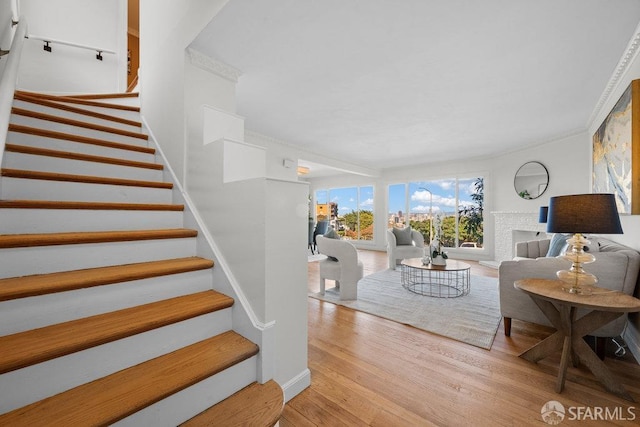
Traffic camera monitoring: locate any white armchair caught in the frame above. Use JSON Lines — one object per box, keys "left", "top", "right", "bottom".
{"left": 316, "top": 236, "right": 363, "bottom": 300}
{"left": 386, "top": 228, "right": 425, "bottom": 269}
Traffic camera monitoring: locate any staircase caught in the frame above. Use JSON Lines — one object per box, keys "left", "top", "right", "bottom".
{"left": 0, "top": 91, "right": 283, "bottom": 425}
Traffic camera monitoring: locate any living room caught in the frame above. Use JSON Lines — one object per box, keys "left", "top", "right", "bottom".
{"left": 4, "top": 0, "right": 640, "bottom": 424}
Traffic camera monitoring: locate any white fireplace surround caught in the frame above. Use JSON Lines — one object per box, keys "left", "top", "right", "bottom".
{"left": 482, "top": 211, "right": 548, "bottom": 268}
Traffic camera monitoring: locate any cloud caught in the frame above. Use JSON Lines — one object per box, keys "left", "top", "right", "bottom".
{"left": 411, "top": 189, "right": 458, "bottom": 209}
{"left": 438, "top": 180, "right": 455, "bottom": 191}
{"left": 411, "top": 189, "right": 432, "bottom": 202}
{"left": 360, "top": 198, "right": 374, "bottom": 206}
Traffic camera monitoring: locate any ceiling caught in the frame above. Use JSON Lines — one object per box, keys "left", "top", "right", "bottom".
{"left": 190, "top": 0, "right": 640, "bottom": 175}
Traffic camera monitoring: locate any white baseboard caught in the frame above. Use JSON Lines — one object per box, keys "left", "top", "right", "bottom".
{"left": 479, "top": 260, "right": 501, "bottom": 269}
{"left": 281, "top": 368, "right": 311, "bottom": 403}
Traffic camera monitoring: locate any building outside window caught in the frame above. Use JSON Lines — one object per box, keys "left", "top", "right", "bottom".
{"left": 314, "top": 186, "right": 374, "bottom": 241}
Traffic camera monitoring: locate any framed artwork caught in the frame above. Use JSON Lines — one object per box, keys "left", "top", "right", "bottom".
{"left": 592, "top": 79, "right": 640, "bottom": 214}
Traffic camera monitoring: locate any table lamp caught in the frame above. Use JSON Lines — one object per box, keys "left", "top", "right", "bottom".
{"left": 546, "top": 194, "right": 623, "bottom": 294}
{"left": 538, "top": 206, "right": 548, "bottom": 223}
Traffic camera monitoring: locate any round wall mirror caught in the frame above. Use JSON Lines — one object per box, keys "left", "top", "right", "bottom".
{"left": 514, "top": 161, "right": 549, "bottom": 199}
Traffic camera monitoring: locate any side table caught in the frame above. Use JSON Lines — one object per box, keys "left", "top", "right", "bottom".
{"left": 514, "top": 278, "right": 640, "bottom": 401}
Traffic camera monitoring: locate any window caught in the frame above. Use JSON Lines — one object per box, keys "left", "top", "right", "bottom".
{"left": 315, "top": 186, "right": 374, "bottom": 241}
{"left": 388, "top": 183, "right": 407, "bottom": 228}
{"left": 388, "top": 177, "right": 483, "bottom": 248}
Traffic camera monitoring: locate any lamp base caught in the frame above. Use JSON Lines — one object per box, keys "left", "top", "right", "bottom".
{"left": 556, "top": 233, "right": 596, "bottom": 295}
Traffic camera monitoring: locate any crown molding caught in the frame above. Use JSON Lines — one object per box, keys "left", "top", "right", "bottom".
{"left": 187, "top": 48, "right": 242, "bottom": 83}
{"left": 587, "top": 24, "right": 640, "bottom": 129}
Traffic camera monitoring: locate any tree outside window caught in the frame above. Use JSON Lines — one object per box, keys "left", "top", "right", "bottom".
{"left": 315, "top": 186, "right": 374, "bottom": 241}
{"left": 389, "top": 177, "right": 483, "bottom": 248}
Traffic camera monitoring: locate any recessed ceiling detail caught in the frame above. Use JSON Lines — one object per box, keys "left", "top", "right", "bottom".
{"left": 188, "top": 48, "right": 242, "bottom": 83}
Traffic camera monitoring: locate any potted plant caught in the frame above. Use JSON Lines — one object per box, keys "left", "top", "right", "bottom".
{"left": 430, "top": 214, "right": 448, "bottom": 266}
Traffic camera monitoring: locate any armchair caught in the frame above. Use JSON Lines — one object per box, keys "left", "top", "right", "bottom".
{"left": 316, "top": 236, "right": 363, "bottom": 300}
{"left": 312, "top": 221, "right": 329, "bottom": 254}
{"left": 386, "top": 228, "right": 425, "bottom": 269}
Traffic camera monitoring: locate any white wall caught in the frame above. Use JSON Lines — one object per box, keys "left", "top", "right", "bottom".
{"left": 0, "top": 0, "right": 15, "bottom": 79}
{"left": 588, "top": 48, "right": 640, "bottom": 253}
{"left": 139, "top": 0, "right": 230, "bottom": 187}
{"left": 16, "top": 0, "right": 126, "bottom": 93}
{"left": 586, "top": 30, "right": 640, "bottom": 357}
{"left": 141, "top": 1, "right": 310, "bottom": 400}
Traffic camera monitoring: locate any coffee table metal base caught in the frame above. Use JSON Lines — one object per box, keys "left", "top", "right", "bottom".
{"left": 401, "top": 262, "right": 470, "bottom": 298}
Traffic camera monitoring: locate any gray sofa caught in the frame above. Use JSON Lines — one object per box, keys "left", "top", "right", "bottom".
{"left": 499, "top": 236, "right": 640, "bottom": 340}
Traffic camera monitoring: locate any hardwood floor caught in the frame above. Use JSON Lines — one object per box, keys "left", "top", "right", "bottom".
{"left": 281, "top": 250, "right": 640, "bottom": 426}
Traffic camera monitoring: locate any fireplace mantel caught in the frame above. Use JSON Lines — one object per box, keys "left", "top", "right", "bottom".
{"left": 481, "top": 211, "right": 547, "bottom": 268}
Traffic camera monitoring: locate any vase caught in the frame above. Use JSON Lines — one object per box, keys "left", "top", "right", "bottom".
{"left": 431, "top": 255, "right": 447, "bottom": 266}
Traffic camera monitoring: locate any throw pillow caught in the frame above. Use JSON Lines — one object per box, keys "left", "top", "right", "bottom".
{"left": 546, "top": 233, "right": 569, "bottom": 257}
{"left": 324, "top": 228, "right": 340, "bottom": 261}
{"left": 392, "top": 226, "right": 413, "bottom": 245}
{"left": 324, "top": 228, "right": 340, "bottom": 239}
{"left": 568, "top": 235, "right": 600, "bottom": 253}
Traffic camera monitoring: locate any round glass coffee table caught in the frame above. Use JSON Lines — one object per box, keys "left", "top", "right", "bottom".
{"left": 400, "top": 258, "right": 471, "bottom": 298}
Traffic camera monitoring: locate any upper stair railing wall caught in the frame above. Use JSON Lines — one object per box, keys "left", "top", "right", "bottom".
{"left": 25, "top": 34, "right": 116, "bottom": 61}
{"left": 0, "top": 15, "right": 26, "bottom": 167}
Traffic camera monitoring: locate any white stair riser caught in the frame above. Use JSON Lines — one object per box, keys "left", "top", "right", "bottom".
{"left": 10, "top": 114, "right": 149, "bottom": 147}
{"left": 0, "top": 311, "right": 232, "bottom": 414}
{"left": 3, "top": 152, "right": 164, "bottom": 182}
{"left": 115, "top": 357, "right": 257, "bottom": 427}
{"left": 0, "top": 269, "right": 214, "bottom": 335}
{"left": 55, "top": 103, "right": 141, "bottom": 121}
{"left": 0, "top": 178, "right": 173, "bottom": 204}
{"left": 12, "top": 99, "right": 145, "bottom": 134}
{"left": 0, "top": 238, "right": 197, "bottom": 278}
{"left": 7, "top": 131, "right": 154, "bottom": 162}
{"left": 0, "top": 208, "right": 183, "bottom": 234}
{"left": 85, "top": 97, "right": 141, "bottom": 108}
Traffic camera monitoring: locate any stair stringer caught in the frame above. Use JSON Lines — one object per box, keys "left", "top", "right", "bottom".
{"left": 140, "top": 115, "right": 276, "bottom": 385}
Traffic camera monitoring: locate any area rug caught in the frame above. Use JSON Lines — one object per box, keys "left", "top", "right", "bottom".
{"left": 308, "top": 268, "right": 501, "bottom": 349}
{"left": 308, "top": 254, "right": 327, "bottom": 263}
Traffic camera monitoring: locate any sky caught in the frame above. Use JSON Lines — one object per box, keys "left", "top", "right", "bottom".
{"left": 315, "top": 178, "right": 481, "bottom": 216}
{"left": 315, "top": 186, "right": 374, "bottom": 214}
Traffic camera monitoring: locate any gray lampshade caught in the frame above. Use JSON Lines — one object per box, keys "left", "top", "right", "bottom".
{"left": 546, "top": 194, "right": 623, "bottom": 234}
{"left": 538, "top": 206, "right": 548, "bottom": 223}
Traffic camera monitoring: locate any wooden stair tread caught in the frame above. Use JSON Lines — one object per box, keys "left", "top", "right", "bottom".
{"left": 14, "top": 92, "right": 142, "bottom": 128}
{"left": 1, "top": 168, "right": 173, "bottom": 189}
{"left": 181, "top": 380, "right": 283, "bottom": 427}
{"left": 0, "top": 257, "right": 214, "bottom": 301}
{"left": 57, "top": 92, "right": 139, "bottom": 100}
{"left": 0, "top": 200, "right": 184, "bottom": 211}
{"left": 0, "top": 290, "right": 233, "bottom": 374}
{"left": 0, "top": 331, "right": 257, "bottom": 426}
{"left": 5, "top": 143, "right": 163, "bottom": 170}
{"left": 8, "top": 123, "right": 153, "bottom": 153}
{"left": 15, "top": 91, "right": 140, "bottom": 112}
{"left": 12, "top": 107, "right": 148, "bottom": 140}
{"left": 0, "top": 228, "right": 198, "bottom": 249}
